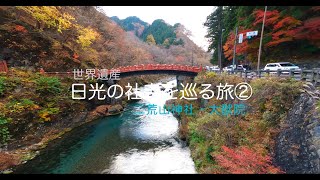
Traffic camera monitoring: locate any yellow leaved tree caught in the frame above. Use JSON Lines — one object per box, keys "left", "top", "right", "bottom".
{"left": 146, "top": 34, "right": 156, "bottom": 45}
{"left": 75, "top": 26, "right": 100, "bottom": 49}
{"left": 17, "top": 6, "right": 75, "bottom": 33}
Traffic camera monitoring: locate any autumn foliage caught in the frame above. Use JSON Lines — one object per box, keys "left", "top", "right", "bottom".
{"left": 213, "top": 146, "right": 283, "bottom": 174}
{"left": 254, "top": 9, "right": 320, "bottom": 48}
{"left": 223, "top": 28, "right": 258, "bottom": 60}
{"left": 253, "top": 10, "right": 301, "bottom": 47}
{"left": 290, "top": 17, "right": 320, "bottom": 46}
{"left": 175, "top": 55, "right": 186, "bottom": 62}
{"left": 253, "top": 10, "right": 281, "bottom": 27}
{"left": 14, "top": 25, "right": 28, "bottom": 33}
{"left": 222, "top": 7, "right": 320, "bottom": 62}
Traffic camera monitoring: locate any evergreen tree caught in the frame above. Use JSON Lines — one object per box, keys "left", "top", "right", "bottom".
{"left": 204, "top": 6, "right": 223, "bottom": 65}
{"left": 173, "top": 38, "right": 184, "bottom": 46}
{"left": 142, "top": 19, "right": 176, "bottom": 45}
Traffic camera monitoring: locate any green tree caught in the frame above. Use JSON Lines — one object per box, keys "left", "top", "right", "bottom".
{"left": 35, "top": 77, "right": 61, "bottom": 95}
{"left": 173, "top": 38, "right": 184, "bottom": 46}
{"left": 146, "top": 34, "right": 156, "bottom": 45}
{"left": 0, "top": 117, "right": 10, "bottom": 144}
{"left": 0, "top": 77, "right": 5, "bottom": 96}
{"left": 142, "top": 19, "right": 176, "bottom": 45}
{"left": 222, "top": 7, "right": 239, "bottom": 42}
{"left": 205, "top": 6, "right": 223, "bottom": 65}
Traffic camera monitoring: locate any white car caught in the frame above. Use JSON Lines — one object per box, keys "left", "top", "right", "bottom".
{"left": 223, "top": 65, "right": 246, "bottom": 72}
{"left": 223, "top": 65, "right": 234, "bottom": 72}
{"left": 210, "top": 66, "right": 220, "bottom": 72}
{"left": 263, "top": 62, "right": 301, "bottom": 73}
{"left": 236, "top": 65, "right": 246, "bottom": 71}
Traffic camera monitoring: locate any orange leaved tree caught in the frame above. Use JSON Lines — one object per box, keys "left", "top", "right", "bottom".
{"left": 213, "top": 146, "right": 283, "bottom": 174}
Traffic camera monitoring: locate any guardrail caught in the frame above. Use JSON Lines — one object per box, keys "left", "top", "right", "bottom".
{"left": 211, "top": 69, "right": 320, "bottom": 86}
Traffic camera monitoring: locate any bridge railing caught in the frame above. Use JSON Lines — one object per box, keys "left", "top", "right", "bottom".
{"left": 114, "top": 64, "right": 202, "bottom": 73}
{"left": 210, "top": 69, "right": 320, "bottom": 86}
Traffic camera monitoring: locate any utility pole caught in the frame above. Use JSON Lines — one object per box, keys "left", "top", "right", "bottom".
{"left": 257, "top": 6, "right": 267, "bottom": 71}
{"left": 220, "top": 29, "right": 224, "bottom": 70}
{"left": 232, "top": 27, "right": 238, "bottom": 70}
{"left": 218, "top": 29, "right": 222, "bottom": 71}
{"left": 217, "top": 6, "right": 222, "bottom": 71}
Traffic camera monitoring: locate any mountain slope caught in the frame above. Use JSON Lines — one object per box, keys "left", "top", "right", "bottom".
{"left": 111, "top": 16, "right": 211, "bottom": 66}
{"left": 110, "top": 16, "right": 148, "bottom": 36}
{"left": 0, "top": 6, "right": 211, "bottom": 72}
{"left": 141, "top": 19, "right": 176, "bottom": 45}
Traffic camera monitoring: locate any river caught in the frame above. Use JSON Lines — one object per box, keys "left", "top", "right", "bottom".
{"left": 14, "top": 78, "right": 196, "bottom": 174}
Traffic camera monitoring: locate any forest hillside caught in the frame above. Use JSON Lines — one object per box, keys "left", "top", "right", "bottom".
{"left": 0, "top": 6, "right": 210, "bottom": 72}
{"left": 205, "top": 6, "right": 320, "bottom": 68}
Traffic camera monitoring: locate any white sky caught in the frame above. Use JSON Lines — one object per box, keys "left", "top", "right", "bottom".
{"left": 101, "top": 6, "right": 215, "bottom": 50}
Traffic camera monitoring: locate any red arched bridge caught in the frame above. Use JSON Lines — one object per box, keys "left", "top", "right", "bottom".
{"left": 40, "top": 64, "right": 203, "bottom": 77}
{"left": 38, "top": 63, "right": 320, "bottom": 86}
{"left": 113, "top": 64, "right": 202, "bottom": 77}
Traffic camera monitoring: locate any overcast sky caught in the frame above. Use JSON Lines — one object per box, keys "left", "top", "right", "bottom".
{"left": 101, "top": 6, "right": 215, "bottom": 50}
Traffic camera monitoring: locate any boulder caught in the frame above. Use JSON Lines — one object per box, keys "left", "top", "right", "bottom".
{"left": 108, "top": 104, "right": 123, "bottom": 115}
{"left": 95, "top": 105, "right": 109, "bottom": 116}
{"left": 0, "top": 153, "right": 19, "bottom": 171}
{"left": 87, "top": 104, "right": 123, "bottom": 121}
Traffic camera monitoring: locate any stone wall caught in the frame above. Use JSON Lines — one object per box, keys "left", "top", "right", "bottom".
{"left": 275, "top": 82, "right": 320, "bottom": 173}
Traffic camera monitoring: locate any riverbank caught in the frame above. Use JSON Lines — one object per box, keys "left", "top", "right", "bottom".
{"left": 0, "top": 68, "right": 171, "bottom": 173}
{"left": 166, "top": 71, "right": 320, "bottom": 173}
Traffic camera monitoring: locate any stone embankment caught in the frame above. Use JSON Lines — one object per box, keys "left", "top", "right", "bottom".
{"left": 275, "top": 82, "right": 320, "bottom": 173}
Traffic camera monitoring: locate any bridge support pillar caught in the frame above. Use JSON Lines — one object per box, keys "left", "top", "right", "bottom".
{"left": 176, "top": 75, "right": 179, "bottom": 90}
{"left": 102, "top": 79, "right": 120, "bottom": 105}
{"left": 176, "top": 75, "right": 183, "bottom": 91}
